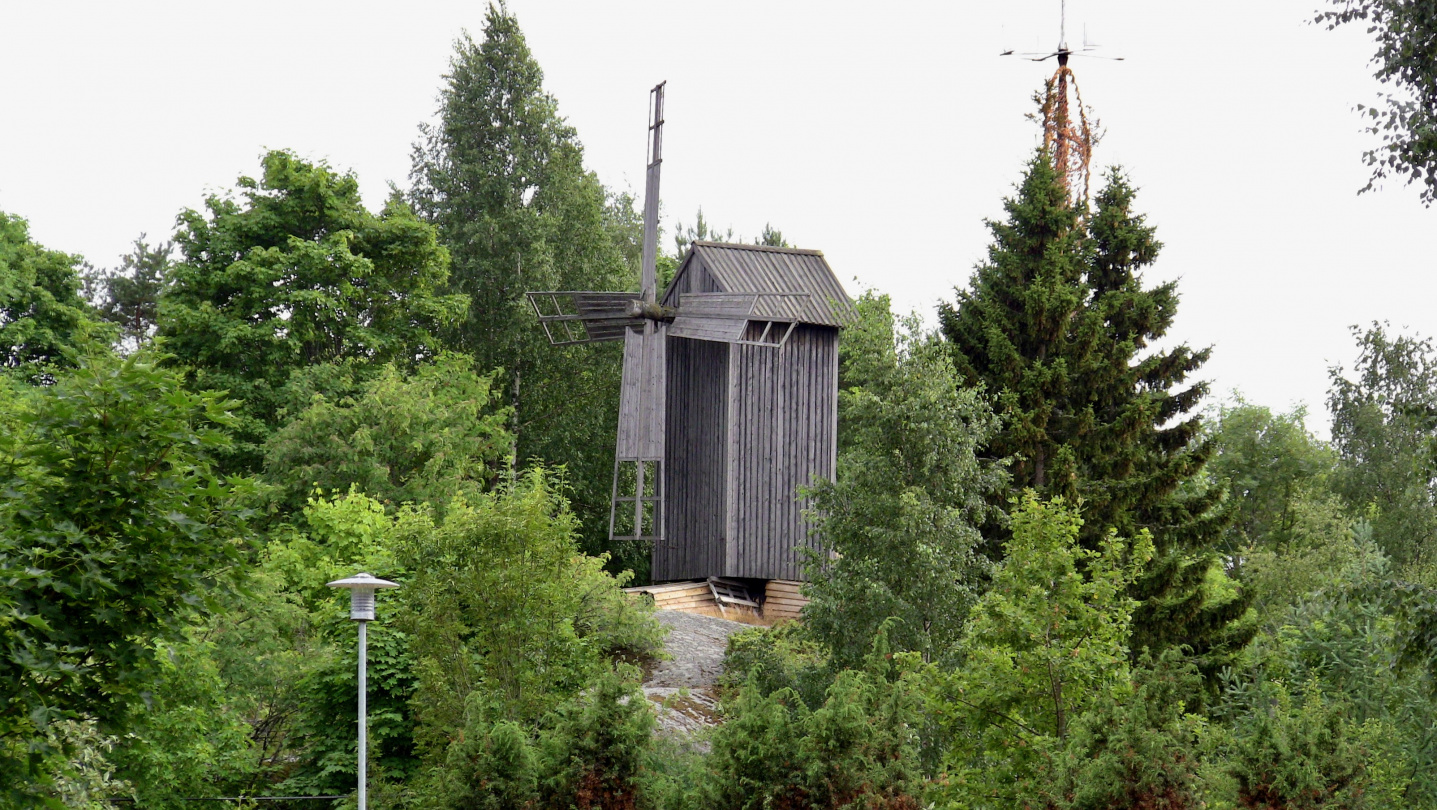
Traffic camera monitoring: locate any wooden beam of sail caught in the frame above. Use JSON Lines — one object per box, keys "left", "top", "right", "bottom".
{"left": 525, "top": 291, "right": 643, "bottom": 345}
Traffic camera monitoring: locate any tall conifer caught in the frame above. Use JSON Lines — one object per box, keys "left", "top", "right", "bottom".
{"left": 939, "top": 153, "right": 1253, "bottom": 672}
{"left": 409, "top": 7, "right": 637, "bottom": 568}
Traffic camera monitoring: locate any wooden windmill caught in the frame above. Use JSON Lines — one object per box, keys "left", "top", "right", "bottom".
{"left": 527, "top": 83, "right": 854, "bottom": 586}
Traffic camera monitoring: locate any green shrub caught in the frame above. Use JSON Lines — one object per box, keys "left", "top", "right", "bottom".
{"left": 442, "top": 707, "right": 538, "bottom": 810}
{"left": 719, "top": 623, "right": 831, "bottom": 709}
{"left": 1040, "top": 652, "right": 1207, "bottom": 810}
{"left": 703, "top": 646, "right": 921, "bottom": 810}
{"left": 1217, "top": 682, "right": 1368, "bottom": 809}
{"left": 537, "top": 666, "right": 654, "bottom": 810}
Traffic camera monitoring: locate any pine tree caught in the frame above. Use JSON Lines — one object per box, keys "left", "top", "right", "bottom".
{"left": 409, "top": 7, "right": 635, "bottom": 569}
{"left": 938, "top": 152, "right": 1253, "bottom": 673}
{"left": 87, "top": 236, "right": 170, "bottom": 352}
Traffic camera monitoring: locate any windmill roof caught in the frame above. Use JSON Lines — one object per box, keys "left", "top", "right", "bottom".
{"left": 663, "top": 241, "right": 856, "bottom": 327}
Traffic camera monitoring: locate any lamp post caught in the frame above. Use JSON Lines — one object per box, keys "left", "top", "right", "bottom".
{"left": 326, "top": 573, "right": 400, "bottom": 810}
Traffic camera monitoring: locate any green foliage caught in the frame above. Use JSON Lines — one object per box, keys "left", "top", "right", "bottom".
{"left": 396, "top": 468, "right": 664, "bottom": 760}
{"left": 193, "top": 491, "right": 405, "bottom": 798}
{"left": 437, "top": 665, "right": 654, "bottom": 810}
{"left": 84, "top": 235, "right": 170, "bottom": 352}
{"left": 1239, "top": 491, "right": 1360, "bottom": 628}
{"left": 0, "top": 352, "right": 250, "bottom": 798}
{"left": 719, "top": 623, "right": 832, "bottom": 710}
{"left": 1216, "top": 534, "right": 1437, "bottom": 809}
{"left": 1318, "top": 0, "right": 1437, "bottom": 205}
{"left": 282, "top": 614, "right": 419, "bottom": 798}
{"left": 262, "top": 353, "right": 513, "bottom": 514}
{"left": 0, "top": 211, "right": 111, "bottom": 373}
{"left": 939, "top": 154, "right": 1249, "bottom": 674}
{"left": 409, "top": 7, "right": 633, "bottom": 570}
{"left": 1328, "top": 323, "right": 1437, "bottom": 572}
{"left": 669, "top": 209, "right": 734, "bottom": 259}
{"left": 161, "top": 149, "right": 465, "bottom": 470}
{"left": 703, "top": 645, "right": 923, "bottom": 810}
{"left": 536, "top": 665, "right": 654, "bottom": 810}
{"left": 36, "top": 719, "right": 132, "bottom": 809}
{"left": 937, "top": 494, "right": 1153, "bottom": 806}
{"left": 442, "top": 712, "right": 538, "bottom": 810}
{"left": 109, "top": 637, "right": 258, "bottom": 809}
{"left": 1207, "top": 399, "right": 1338, "bottom": 557}
{"left": 1215, "top": 683, "right": 1368, "bottom": 809}
{"left": 1039, "top": 652, "right": 1207, "bottom": 810}
{"left": 804, "top": 292, "right": 1003, "bottom": 668}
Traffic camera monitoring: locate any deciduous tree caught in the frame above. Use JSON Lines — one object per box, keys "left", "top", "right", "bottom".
{"left": 1206, "top": 399, "right": 1337, "bottom": 557}
{"left": 409, "top": 8, "right": 633, "bottom": 567}
{"left": 0, "top": 353, "right": 250, "bottom": 799}
{"left": 161, "top": 150, "right": 465, "bottom": 471}
{"left": 937, "top": 495, "right": 1153, "bottom": 807}
{"left": 1328, "top": 322, "right": 1437, "bottom": 572}
{"left": 0, "top": 211, "right": 110, "bottom": 373}
{"left": 262, "top": 353, "right": 513, "bottom": 514}
{"left": 1318, "top": 0, "right": 1437, "bottom": 205}
{"left": 804, "top": 293, "right": 1003, "bottom": 668}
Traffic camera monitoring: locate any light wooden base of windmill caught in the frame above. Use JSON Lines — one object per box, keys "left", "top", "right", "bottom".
{"left": 625, "top": 578, "right": 807, "bottom": 625}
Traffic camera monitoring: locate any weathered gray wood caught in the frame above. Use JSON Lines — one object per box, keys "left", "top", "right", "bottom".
{"left": 705, "top": 323, "right": 838, "bottom": 581}
{"left": 724, "top": 341, "right": 740, "bottom": 576}
{"left": 655, "top": 336, "right": 727, "bottom": 580}
{"left": 662, "top": 243, "right": 855, "bottom": 327}
{"left": 641, "top": 83, "right": 664, "bottom": 301}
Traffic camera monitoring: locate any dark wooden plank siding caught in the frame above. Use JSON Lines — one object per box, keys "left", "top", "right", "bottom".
{"left": 655, "top": 336, "right": 729, "bottom": 581}
{"left": 726, "top": 324, "right": 839, "bottom": 580}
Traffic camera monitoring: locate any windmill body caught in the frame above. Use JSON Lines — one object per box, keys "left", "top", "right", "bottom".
{"left": 657, "top": 241, "right": 851, "bottom": 581}
{"left": 526, "top": 83, "right": 853, "bottom": 586}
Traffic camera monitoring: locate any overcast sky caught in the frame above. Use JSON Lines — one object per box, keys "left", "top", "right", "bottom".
{"left": 2, "top": 1, "right": 1430, "bottom": 433}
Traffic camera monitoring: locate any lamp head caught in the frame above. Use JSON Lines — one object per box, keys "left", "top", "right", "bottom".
{"left": 326, "top": 572, "right": 400, "bottom": 621}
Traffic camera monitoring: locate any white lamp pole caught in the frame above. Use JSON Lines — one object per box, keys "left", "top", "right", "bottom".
{"left": 326, "top": 573, "right": 400, "bottom": 810}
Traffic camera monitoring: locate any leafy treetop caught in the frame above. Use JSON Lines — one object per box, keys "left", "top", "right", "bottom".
{"left": 160, "top": 150, "right": 465, "bottom": 470}
{"left": 0, "top": 212, "right": 111, "bottom": 374}
{"left": 1318, "top": 0, "right": 1437, "bottom": 205}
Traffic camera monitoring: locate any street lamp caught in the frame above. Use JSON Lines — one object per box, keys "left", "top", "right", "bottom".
{"left": 326, "top": 572, "right": 400, "bottom": 810}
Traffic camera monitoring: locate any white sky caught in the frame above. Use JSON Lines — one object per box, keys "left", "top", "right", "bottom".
{"left": 2, "top": 1, "right": 1430, "bottom": 434}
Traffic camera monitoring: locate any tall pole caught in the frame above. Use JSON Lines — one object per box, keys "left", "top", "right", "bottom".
{"left": 357, "top": 618, "right": 368, "bottom": 810}
{"left": 326, "top": 573, "right": 398, "bottom": 810}
{"left": 640, "top": 81, "right": 665, "bottom": 304}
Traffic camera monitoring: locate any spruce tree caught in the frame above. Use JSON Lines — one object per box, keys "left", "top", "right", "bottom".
{"left": 938, "top": 152, "right": 1253, "bottom": 673}
{"left": 409, "top": 7, "right": 636, "bottom": 569}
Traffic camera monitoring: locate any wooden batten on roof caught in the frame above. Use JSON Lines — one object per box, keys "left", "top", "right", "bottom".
{"left": 663, "top": 241, "right": 858, "bottom": 328}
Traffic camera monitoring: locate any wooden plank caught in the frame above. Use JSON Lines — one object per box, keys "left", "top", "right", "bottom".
{"left": 652, "top": 586, "right": 717, "bottom": 598}
{"left": 627, "top": 581, "right": 708, "bottom": 595}
{"left": 654, "top": 591, "right": 719, "bottom": 603}
{"left": 725, "top": 340, "right": 740, "bottom": 577}
{"left": 658, "top": 591, "right": 724, "bottom": 603}
{"left": 763, "top": 599, "right": 809, "bottom": 610}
